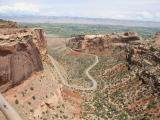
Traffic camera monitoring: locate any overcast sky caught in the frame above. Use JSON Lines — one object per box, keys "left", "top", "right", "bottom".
{"left": 0, "top": 0, "right": 160, "bottom": 21}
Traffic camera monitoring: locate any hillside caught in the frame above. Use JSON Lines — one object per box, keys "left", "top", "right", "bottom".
{"left": 0, "top": 19, "right": 159, "bottom": 120}
{"left": 68, "top": 32, "right": 160, "bottom": 119}
{"left": 0, "top": 20, "right": 78, "bottom": 120}
{"left": 48, "top": 31, "right": 160, "bottom": 119}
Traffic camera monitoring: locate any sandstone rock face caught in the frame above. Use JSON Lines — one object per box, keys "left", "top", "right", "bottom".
{"left": 152, "top": 32, "right": 160, "bottom": 48}
{"left": 67, "top": 32, "right": 141, "bottom": 53}
{"left": 32, "top": 28, "right": 47, "bottom": 61}
{"left": 0, "top": 28, "right": 47, "bottom": 92}
{"left": 110, "top": 32, "right": 141, "bottom": 43}
{"left": 0, "top": 19, "right": 17, "bottom": 28}
{"left": 125, "top": 39, "right": 160, "bottom": 93}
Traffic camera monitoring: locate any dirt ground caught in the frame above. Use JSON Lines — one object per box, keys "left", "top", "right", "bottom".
{"left": 0, "top": 37, "right": 82, "bottom": 120}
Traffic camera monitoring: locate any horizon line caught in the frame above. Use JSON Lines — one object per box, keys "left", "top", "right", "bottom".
{"left": 2, "top": 15, "right": 160, "bottom": 23}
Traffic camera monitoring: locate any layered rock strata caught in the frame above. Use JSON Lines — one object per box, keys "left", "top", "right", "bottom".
{"left": 0, "top": 28, "right": 47, "bottom": 92}
{"left": 0, "top": 19, "right": 17, "bottom": 28}
{"left": 126, "top": 34, "right": 160, "bottom": 93}
{"left": 67, "top": 32, "right": 141, "bottom": 53}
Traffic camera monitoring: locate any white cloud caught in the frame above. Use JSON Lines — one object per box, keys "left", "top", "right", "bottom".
{"left": 92, "top": 10, "right": 160, "bottom": 21}
{"left": 140, "top": 11, "right": 153, "bottom": 19}
{"left": 0, "top": 0, "right": 160, "bottom": 22}
{"left": 0, "top": 2, "right": 39, "bottom": 13}
{"left": 155, "top": 13, "right": 160, "bottom": 18}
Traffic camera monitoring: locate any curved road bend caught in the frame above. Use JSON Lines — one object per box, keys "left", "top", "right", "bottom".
{"left": 48, "top": 52, "right": 98, "bottom": 91}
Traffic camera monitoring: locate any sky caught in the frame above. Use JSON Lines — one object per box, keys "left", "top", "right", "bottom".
{"left": 0, "top": 0, "right": 160, "bottom": 22}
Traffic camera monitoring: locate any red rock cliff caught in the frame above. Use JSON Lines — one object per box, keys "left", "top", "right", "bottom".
{"left": 0, "top": 19, "right": 17, "bottom": 28}
{"left": 0, "top": 28, "right": 47, "bottom": 92}
{"left": 68, "top": 32, "right": 141, "bottom": 53}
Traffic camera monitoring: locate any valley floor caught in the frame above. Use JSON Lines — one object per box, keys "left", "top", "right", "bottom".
{"left": 0, "top": 60, "right": 80, "bottom": 120}
{"left": 1, "top": 37, "right": 159, "bottom": 120}
{"left": 48, "top": 37, "right": 160, "bottom": 120}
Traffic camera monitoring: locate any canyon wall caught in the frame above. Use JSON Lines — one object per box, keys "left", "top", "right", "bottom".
{"left": 0, "top": 28, "right": 47, "bottom": 92}
{"left": 152, "top": 32, "right": 160, "bottom": 48}
{"left": 67, "top": 32, "right": 141, "bottom": 53}
{"left": 0, "top": 19, "right": 17, "bottom": 28}
{"left": 68, "top": 32, "right": 160, "bottom": 93}
{"left": 125, "top": 33, "right": 160, "bottom": 93}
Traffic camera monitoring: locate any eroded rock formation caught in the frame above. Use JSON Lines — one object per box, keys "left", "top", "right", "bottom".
{"left": 152, "top": 32, "right": 160, "bottom": 48}
{"left": 125, "top": 36, "right": 160, "bottom": 93}
{"left": 67, "top": 32, "right": 141, "bottom": 53}
{"left": 0, "top": 28, "right": 47, "bottom": 92}
{"left": 0, "top": 19, "right": 17, "bottom": 28}
{"left": 68, "top": 32, "right": 160, "bottom": 93}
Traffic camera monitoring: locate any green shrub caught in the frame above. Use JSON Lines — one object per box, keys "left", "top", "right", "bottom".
{"left": 15, "top": 99, "right": 19, "bottom": 104}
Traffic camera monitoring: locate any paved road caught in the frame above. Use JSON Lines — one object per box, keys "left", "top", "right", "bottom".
{"left": 49, "top": 48, "right": 98, "bottom": 91}
{"left": 0, "top": 93, "right": 22, "bottom": 120}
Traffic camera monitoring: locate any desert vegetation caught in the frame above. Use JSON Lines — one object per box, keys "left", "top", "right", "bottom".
{"left": 1, "top": 21, "right": 159, "bottom": 120}
{"left": 20, "top": 23, "right": 160, "bottom": 38}
{"left": 48, "top": 46, "right": 95, "bottom": 88}
{"left": 82, "top": 48, "right": 160, "bottom": 120}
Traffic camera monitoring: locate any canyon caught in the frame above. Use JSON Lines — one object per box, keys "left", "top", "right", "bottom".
{"left": 66, "top": 32, "right": 160, "bottom": 119}
{"left": 68, "top": 32, "right": 160, "bottom": 94}
{"left": 0, "top": 19, "right": 160, "bottom": 120}
{"left": 0, "top": 20, "right": 74, "bottom": 120}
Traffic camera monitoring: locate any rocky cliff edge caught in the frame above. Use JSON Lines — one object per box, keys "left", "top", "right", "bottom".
{"left": 0, "top": 28, "right": 47, "bottom": 92}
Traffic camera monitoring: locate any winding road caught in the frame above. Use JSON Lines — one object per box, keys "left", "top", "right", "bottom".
{"left": 49, "top": 48, "right": 98, "bottom": 91}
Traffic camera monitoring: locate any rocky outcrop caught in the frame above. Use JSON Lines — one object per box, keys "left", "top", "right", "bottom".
{"left": 152, "top": 32, "right": 160, "bottom": 48}
{"left": 67, "top": 32, "right": 141, "bottom": 53}
{"left": 0, "top": 19, "right": 17, "bottom": 28}
{"left": 68, "top": 32, "right": 160, "bottom": 93}
{"left": 125, "top": 39, "right": 160, "bottom": 93}
{"left": 32, "top": 28, "right": 47, "bottom": 61}
{"left": 0, "top": 28, "right": 47, "bottom": 92}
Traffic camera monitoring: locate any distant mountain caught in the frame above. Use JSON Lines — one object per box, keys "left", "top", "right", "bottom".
{"left": 1, "top": 15, "right": 160, "bottom": 28}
